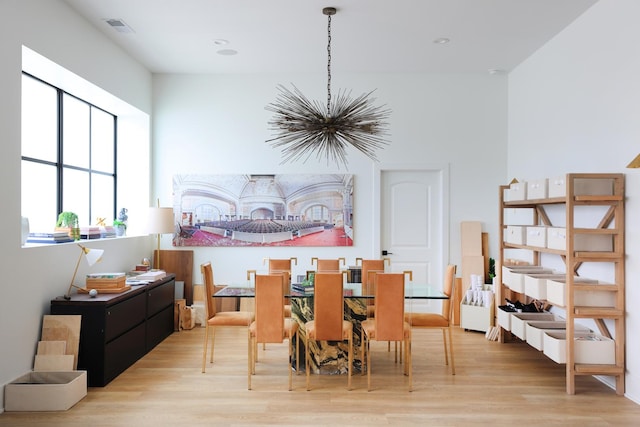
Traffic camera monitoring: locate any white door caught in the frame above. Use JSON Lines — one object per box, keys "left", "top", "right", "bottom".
{"left": 380, "top": 168, "right": 445, "bottom": 311}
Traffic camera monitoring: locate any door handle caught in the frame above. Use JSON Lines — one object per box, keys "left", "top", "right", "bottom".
{"left": 382, "top": 250, "right": 393, "bottom": 256}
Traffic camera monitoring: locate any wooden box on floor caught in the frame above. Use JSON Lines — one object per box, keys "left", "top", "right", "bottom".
{"left": 4, "top": 371, "right": 87, "bottom": 411}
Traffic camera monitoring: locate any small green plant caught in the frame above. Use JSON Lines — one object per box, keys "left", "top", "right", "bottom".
{"left": 56, "top": 211, "right": 78, "bottom": 228}
{"left": 113, "top": 219, "right": 127, "bottom": 229}
{"left": 488, "top": 257, "right": 496, "bottom": 279}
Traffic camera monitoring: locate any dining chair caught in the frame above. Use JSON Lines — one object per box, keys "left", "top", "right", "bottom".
{"left": 264, "top": 257, "right": 297, "bottom": 317}
{"left": 311, "top": 257, "right": 345, "bottom": 271}
{"left": 361, "top": 272, "right": 412, "bottom": 392}
{"left": 357, "top": 258, "right": 389, "bottom": 317}
{"left": 304, "top": 271, "right": 353, "bottom": 391}
{"left": 404, "top": 264, "right": 457, "bottom": 375}
{"left": 201, "top": 262, "right": 254, "bottom": 373}
{"left": 248, "top": 274, "right": 299, "bottom": 390}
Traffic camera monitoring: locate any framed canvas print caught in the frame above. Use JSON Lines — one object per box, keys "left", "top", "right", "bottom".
{"left": 172, "top": 174, "right": 353, "bottom": 247}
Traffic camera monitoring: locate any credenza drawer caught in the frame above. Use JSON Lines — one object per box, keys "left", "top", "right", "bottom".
{"left": 105, "top": 292, "right": 146, "bottom": 342}
{"left": 148, "top": 279, "right": 175, "bottom": 317}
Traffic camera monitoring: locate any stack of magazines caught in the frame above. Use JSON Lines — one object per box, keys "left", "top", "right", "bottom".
{"left": 291, "top": 281, "right": 314, "bottom": 295}
{"left": 27, "top": 231, "right": 73, "bottom": 244}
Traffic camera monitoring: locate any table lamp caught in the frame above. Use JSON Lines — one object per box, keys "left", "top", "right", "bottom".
{"left": 147, "top": 205, "right": 174, "bottom": 270}
{"left": 64, "top": 244, "right": 105, "bottom": 299}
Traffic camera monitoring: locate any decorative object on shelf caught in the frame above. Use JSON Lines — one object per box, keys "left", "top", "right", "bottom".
{"left": 265, "top": 6, "right": 390, "bottom": 168}
{"left": 147, "top": 200, "right": 175, "bottom": 270}
{"left": 56, "top": 211, "right": 80, "bottom": 241}
{"left": 626, "top": 153, "right": 640, "bottom": 168}
{"left": 113, "top": 220, "right": 126, "bottom": 236}
{"left": 64, "top": 244, "right": 105, "bottom": 300}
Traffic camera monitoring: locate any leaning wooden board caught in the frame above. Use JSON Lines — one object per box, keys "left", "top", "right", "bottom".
{"left": 41, "top": 315, "right": 81, "bottom": 370}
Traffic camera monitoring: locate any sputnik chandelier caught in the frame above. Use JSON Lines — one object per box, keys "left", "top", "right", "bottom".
{"left": 265, "top": 7, "right": 391, "bottom": 168}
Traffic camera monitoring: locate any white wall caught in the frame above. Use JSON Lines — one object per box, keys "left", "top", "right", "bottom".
{"left": 0, "top": 0, "right": 154, "bottom": 409}
{"left": 508, "top": 0, "right": 640, "bottom": 402}
{"left": 152, "top": 72, "right": 507, "bottom": 284}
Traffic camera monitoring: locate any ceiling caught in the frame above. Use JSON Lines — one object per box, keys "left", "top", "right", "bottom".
{"left": 62, "top": 0, "right": 598, "bottom": 75}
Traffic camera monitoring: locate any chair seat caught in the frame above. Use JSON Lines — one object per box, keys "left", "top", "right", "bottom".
{"left": 361, "top": 319, "right": 411, "bottom": 340}
{"left": 284, "top": 304, "right": 292, "bottom": 317}
{"left": 366, "top": 305, "right": 375, "bottom": 317}
{"left": 208, "top": 311, "right": 253, "bottom": 327}
{"left": 305, "top": 320, "right": 353, "bottom": 341}
{"left": 249, "top": 318, "right": 299, "bottom": 338}
{"left": 405, "top": 312, "right": 449, "bottom": 327}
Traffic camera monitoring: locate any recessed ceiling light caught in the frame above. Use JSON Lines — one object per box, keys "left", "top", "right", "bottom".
{"left": 488, "top": 69, "right": 505, "bottom": 75}
{"left": 213, "top": 39, "right": 229, "bottom": 46}
{"left": 217, "top": 49, "right": 238, "bottom": 56}
{"left": 103, "top": 18, "right": 135, "bottom": 34}
{"left": 433, "top": 37, "right": 450, "bottom": 44}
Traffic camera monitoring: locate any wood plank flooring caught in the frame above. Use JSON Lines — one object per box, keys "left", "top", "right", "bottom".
{"left": 1, "top": 326, "right": 639, "bottom": 426}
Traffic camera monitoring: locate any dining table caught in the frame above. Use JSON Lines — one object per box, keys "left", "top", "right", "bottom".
{"left": 214, "top": 280, "right": 448, "bottom": 374}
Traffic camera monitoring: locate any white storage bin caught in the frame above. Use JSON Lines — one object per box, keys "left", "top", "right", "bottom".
{"left": 504, "top": 226, "right": 526, "bottom": 245}
{"left": 546, "top": 280, "right": 615, "bottom": 308}
{"left": 525, "top": 321, "right": 590, "bottom": 351}
{"left": 502, "top": 266, "right": 553, "bottom": 294}
{"left": 460, "top": 300, "right": 494, "bottom": 333}
{"left": 546, "top": 227, "right": 613, "bottom": 252}
{"left": 507, "top": 181, "right": 527, "bottom": 201}
{"left": 497, "top": 306, "right": 513, "bottom": 331}
{"left": 510, "top": 312, "right": 556, "bottom": 340}
{"left": 4, "top": 371, "right": 87, "bottom": 411}
{"left": 527, "top": 179, "right": 548, "bottom": 200}
{"left": 543, "top": 331, "right": 615, "bottom": 364}
{"left": 547, "top": 176, "right": 614, "bottom": 198}
{"left": 526, "top": 226, "right": 547, "bottom": 247}
{"left": 523, "top": 273, "right": 565, "bottom": 300}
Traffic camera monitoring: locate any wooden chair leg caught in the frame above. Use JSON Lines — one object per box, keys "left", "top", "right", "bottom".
{"left": 447, "top": 326, "right": 455, "bottom": 375}
{"left": 347, "top": 335, "right": 353, "bottom": 391}
{"left": 442, "top": 328, "right": 449, "bottom": 365}
{"left": 201, "top": 324, "right": 209, "bottom": 373}
{"left": 209, "top": 326, "right": 216, "bottom": 363}
{"left": 247, "top": 331, "right": 252, "bottom": 390}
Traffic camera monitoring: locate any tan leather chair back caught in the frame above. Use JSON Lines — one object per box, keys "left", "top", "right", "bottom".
{"left": 201, "top": 262, "right": 216, "bottom": 318}
{"left": 442, "top": 264, "right": 456, "bottom": 322}
{"left": 374, "top": 273, "right": 405, "bottom": 341}
{"left": 255, "top": 274, "right": 285, "bottom": 343}
{"left": 313, "top": 272, "right": 344, "bottom": 341}
{"left": 361, "top": 259, "right": 385, "bottom": 296}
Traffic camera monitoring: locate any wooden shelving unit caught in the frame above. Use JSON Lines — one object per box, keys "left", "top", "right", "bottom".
{"left": 497, "top": 173, "right": 625, "bottom": 395}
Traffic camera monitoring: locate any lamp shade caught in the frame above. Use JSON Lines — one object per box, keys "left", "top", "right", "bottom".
{"left": 147, "top": 207, "right": 175, "bottom": 234}
{"left": 83, "top": 247, "right": 104, "bottom": 267}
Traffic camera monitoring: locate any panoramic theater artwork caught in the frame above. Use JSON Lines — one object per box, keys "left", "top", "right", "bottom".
{"left": 172, "top": 174, "right": 354, "bottom": 247}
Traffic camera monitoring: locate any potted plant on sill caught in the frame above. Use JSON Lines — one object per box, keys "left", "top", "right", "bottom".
{"left": 113, "top": 219, "right": 126, "bottom": 237}
{"left": 56, "top": 211, "right": 80, "bottom": 241}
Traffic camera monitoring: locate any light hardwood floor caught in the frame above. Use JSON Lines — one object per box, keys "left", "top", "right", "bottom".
{"left": 1, "top": 326, "right": 639, "bottom": 426}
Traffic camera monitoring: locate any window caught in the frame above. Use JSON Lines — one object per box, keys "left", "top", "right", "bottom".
{"left": 21, "top": 73, "right": 117, "bottom": 233}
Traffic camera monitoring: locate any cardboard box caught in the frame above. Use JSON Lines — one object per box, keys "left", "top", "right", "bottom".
{"left": 543, "top": 331, "right": 615, "bottom": 364}
{"left": 4, "top": 371, "right": 87, "bottom": 411}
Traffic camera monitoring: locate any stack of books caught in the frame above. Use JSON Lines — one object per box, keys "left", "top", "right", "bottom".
{"left": 100, "top": 226, "right": 116, "bottom": 238}
{"left": 80, "top": 226, "right": 101, "bottom": 240}
{"left": 27, "top": 232, "right": 74, "bottom": 244}
{"left": 85, "top": 272, "right": 130, "bottom": 293}
{"left": 131, "top": 270, "right": 166, "bottom": 281}
{"left": 291, "top": 282, "right": 314, "bottom": 295}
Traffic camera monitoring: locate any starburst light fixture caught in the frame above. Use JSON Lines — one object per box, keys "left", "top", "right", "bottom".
{"left": 265, "top": 7, "right": 391, "bottom": 168}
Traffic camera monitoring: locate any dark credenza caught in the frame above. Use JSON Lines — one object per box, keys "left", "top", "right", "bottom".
{"left": 50, "top": 274, "right": 175, "bottom": 387}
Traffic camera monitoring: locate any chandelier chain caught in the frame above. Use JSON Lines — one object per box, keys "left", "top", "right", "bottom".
{"left": 327, "top": 14, "right": 332, "bottom": 116}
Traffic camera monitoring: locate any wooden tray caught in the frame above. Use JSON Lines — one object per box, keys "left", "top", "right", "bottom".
{"left": 78, "top": 285, "right": 131, "bottom": 294}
